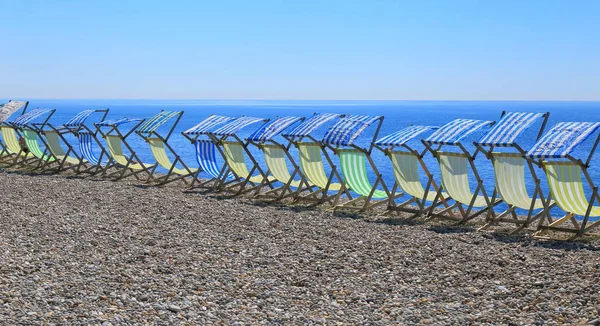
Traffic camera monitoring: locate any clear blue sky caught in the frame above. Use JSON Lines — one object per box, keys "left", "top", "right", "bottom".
{"left": 1, "top": 0, "right": 599, "bottom": 100}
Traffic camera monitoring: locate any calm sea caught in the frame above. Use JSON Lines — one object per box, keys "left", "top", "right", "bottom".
{"left": 4, "top": 99, "right": 600, "bottom": 217}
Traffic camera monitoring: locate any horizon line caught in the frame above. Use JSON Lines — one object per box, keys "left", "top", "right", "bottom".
{"left": 3, "top": 97, "right": 600, "bottom": 103}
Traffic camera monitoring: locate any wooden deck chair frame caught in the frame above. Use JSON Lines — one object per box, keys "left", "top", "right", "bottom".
{"left": 246, "top": 116, "right": 315, "bottom": 201}
{"left": 0, "top": 101, "right": 37, "bottom": 167}
{"left": 324, "top": 116, "right": 399, "bottom": 212}
{"left": 208, "top": 117, "right": 277, "bottom": 196}
{"left": 182, "top": 115, "right": 236, "bottom": 190}
{"left": 135, "top": 110, "right": 198, "bottom": 186}
{"left": 12, "top": 109, "right": 61, "bottom": 172}
{"left": 527, "top": 122, "right": 600, "bottom": 240}
{"left": 422, "top": 119, "right": 503, "bottom": 224}
{"left": 474, "top": 111, "right": 555, "bottom": 233}
{"left": 42, "top": 109, "right": 111, "bottom": 174}
{"left": 95, "top": 118, "right": 155, "bottom": 181}
{"left": 282, "top": 114, "right": 352, "bottom": 206}
{"left": 372, "top": 126, "right": 453, "bottom": 218}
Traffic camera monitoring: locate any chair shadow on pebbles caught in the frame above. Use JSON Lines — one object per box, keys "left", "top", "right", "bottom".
{"left": 533, "top": 239, "right": 600, "bottom": 251}
{"left": 367, "top": 217, "right": 424, "bottom": 227}
{"left": 426, "top": 224, "right": 475, "bottom": 234}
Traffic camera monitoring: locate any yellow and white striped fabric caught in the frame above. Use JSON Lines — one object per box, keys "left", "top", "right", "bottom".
{"left": 390, "top": 151, "right": 443, "bottom": 202}
{"left": 262, "top": 144, "right": 303, "bottom": 187}
{"left": 0, "top": 126, "right": 35, "bottom": 158}
{"left": 45, "top": 131, "right": 82, "bottom": 165}
{"left": 297, "top": 143, "right": 342, "bottom": 191}
{"left": 439, "top": 152, "right": 487, "bottom": 207}
{"left": 223, "top": 141, "right": 274, "bottom": 184}
{"left": 492, "top": 152, "right": 545, "bottom": 209}
{"left": 105, "top": 135, "right": 152, "bottom": 170}
{"left": 544, "top": 161, "right": 600, "bottom": 216}
{"left": 148, "top": 138, "right": 197, "bottom": 175}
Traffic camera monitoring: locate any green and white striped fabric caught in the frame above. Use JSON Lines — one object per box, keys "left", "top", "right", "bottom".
{"left": 23, "top": 130, "right": 55, "bottom": 162}
{"left": 148, "top": 137, "right": 197, "bottom": 175}
{"left": 45, "top": 131, "right": 82, "bottom": 165}
{"left": 297, "top": 143, "right": 342, "bottom": 190}
{"left": 544, "top": 161, "right": 600, "bottom": 216}
{"left": 492, "top": 153, "right": 545, "bottom": 209}
{"left": 262, "top": 144, "right": 303, "bottom": 187}
{"left": 223, "top": 141, "right": 274, "bottom": 184}
{"left": 390, "top": 151, "right": 443, "bottom": 201}
{"left": 439, "top": 152, "right": 487, "bottom": 207}
{"left": 0, "top": 126, "right": 34, "bottom": 158}
{"left": 338, "top": 149, "right": 387, "bottom": 199}
{"left": 105, "top": 135, "right": 152, "bottom": 170}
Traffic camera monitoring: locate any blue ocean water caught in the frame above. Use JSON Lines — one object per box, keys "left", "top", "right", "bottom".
{"left": 4, "top": 99, "right": 600, "bottom": 217}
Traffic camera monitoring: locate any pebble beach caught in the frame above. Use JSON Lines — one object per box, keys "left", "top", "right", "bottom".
{"left": 1, "top": 170, "right": 599, "bottom": 325}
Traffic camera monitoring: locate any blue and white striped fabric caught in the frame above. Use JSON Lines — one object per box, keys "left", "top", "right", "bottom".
{"left": 137, "top": 111, "right": 181, "bottom": 135}
{"left": 283, "top": 113, "right": 341, "bottom": 137}
{"left": 0, "top": 101, "right": 27, "bottom": 123}
{"left": 424, "top": 119, "right": 494, "bottom": 145}
{"left": 374, "top": 125, "right": 439, "bottom": 146}
{"left": 96, "top": 118, "right": 143, "bottom": 127}
{"left": 11, "top": 108, "right": 52, "bottom": 126}
{"left": 247, "top": 116, "right": 303, "bottom": 141}
{"left": 184, "top": 115, "right": 233, "bottom": 135}
{"left": 212, "top": 116, "right": 266, "bottom": 136}
{"left": 477, "top": 112, "right": 544, "bottom": 146}
{"left": 64, "top": 110, "right": 96, "bottom": 127}
{"left": 78, "top": 132, "right": 100, "bottom": 165}
{"left": 321, "top": 115, "right": 381, "bottom": 146}
{"left": 195, "top": 140, "right": 232, "bottom": 179}
{"left": 526, "top": 122, "right": 600, "bottom": 159}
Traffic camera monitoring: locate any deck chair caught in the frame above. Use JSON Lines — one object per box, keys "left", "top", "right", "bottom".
{"left": 71, "top": 110, "right": 112, "bottom": 175}
{"left": 320, "top": 115, "right": 396, "bottom": 212}
{"left": 208, "top": 116, "right": 276, "bottom": 196}
{"left": 282, "top": 113, "right": 351, "bottom": 205}
{"left": 0, "top": 100, "right": 34, "bottom": 166}
{"left": 246, "top": 116, "right": 313, "bottom": 200}
{"left": 526, "top": 122, "right": 600, "bottom": 240}
{"left": 95, "top": 117, "right": 154, "bottom": 180}
{"left": 42, "top": 109, "right": 111, "bottom": 174}
{"left": 0, "top": 100, "right": 28, "bottom": 159}
{"left": 9, "top": 108, "right": 59, "bottom": 171}
{"left": 422, "top": 118, "right": 502, "bottom": 224}
{"left": 182, "top": 115, "right": 235, "bottom": 189}
{"left": 135, "top": 110, "right": 197, "bottom": 185}
{"left": 474, "top": 111, "right": 555, "bottom": 232}
{"left": 373, "top": 125, "right": 453, "bottom": 217}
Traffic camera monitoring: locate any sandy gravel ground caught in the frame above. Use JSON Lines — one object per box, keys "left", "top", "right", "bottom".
{"left": 0, "top": 170, "right": 599, "bottom": 325}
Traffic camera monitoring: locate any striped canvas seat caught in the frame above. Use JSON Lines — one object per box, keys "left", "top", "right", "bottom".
{"left": 439, "top": 152, "right": 487, "bottom": 207}
{"left": 492, "top": 153, "right": 546, "bottom": 210}
{"left": 544, "top": 162, "right": 600, "bottom": 217}
{"left": 262, "top": 144, "right": 304, "bottom": 188}
{"left": 78, "top": 132, "right": 101, "bottom": 165}
{"left": 148, "top": 137, "right": 198, "bottom": 175}
{"left": 105, "top": 135, "right": 153, "bottom": 170}
{"left": 0, "top": 126, "right": 35, "bottom": 158}
{"left": 223, "top": 141, "right": 275, "bottom": 184}
{"left": 195, "top": 140, "right": 232, "bottom": 180}
{"left": 297, "top": 143, "right": 342, "bottom": 191}
{"left": 45, "top": 131, "right": 83, "bottom": 165}
{"left": 373, "top": 125, "right": 447, "bottom": 216}
{"left": 22, "top": 130, "right": 55, "bottom": 162}
{"left": 338, "top": 149, "right": 387, "bottom": 199}
{"left": 390, "top": 151, "right": 444, "bottom": 202}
